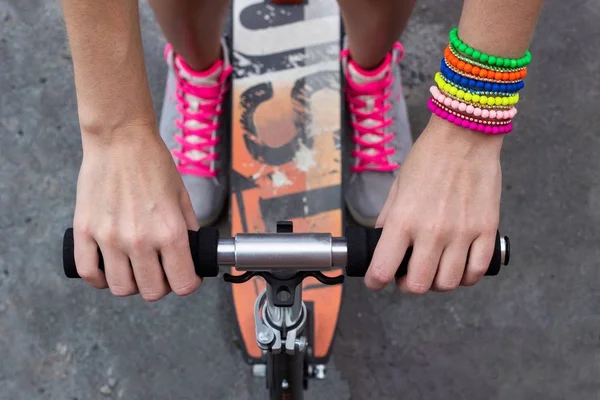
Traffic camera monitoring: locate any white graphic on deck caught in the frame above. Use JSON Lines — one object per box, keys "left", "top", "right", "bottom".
{"left": 271, "top": 169, "right": 292, "bottom": 188}
{"left": 233, "top": 0, "right": 339, "bottom": 57}
{"left": 294, "top": 141, "right": 317, "bottom": 172}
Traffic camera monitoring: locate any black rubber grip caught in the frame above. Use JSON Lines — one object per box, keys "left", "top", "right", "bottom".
{"left": 345, "top": 227, "right": 508, "bottom": 278}
{"left": 62, "top": 227, "right": 220, "bottom": 278}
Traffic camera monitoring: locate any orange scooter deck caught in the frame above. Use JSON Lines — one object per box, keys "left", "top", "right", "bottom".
{"left": 230, "top": 0, "right": 342, "bottom": 363}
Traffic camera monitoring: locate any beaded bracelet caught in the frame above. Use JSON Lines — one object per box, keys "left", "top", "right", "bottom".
{"left": 436, "top": 83, "right": 518, "bottom": 107}
{"left": 439, "top": 63, "right": 525, "bottom": 93}
{"left": 437, "top": 90, "right": 511, "bottom": 111}
{"left": 434, "top": 72, "right": 517, "bottom": 97}
{"left": 444, "top": 48, "right": 527, "bottom": 79}
{"left": 449, "top": 28, "right": 531, "bottom": 68}
{"left": 427, "top": 27, "right": 529, "bottom": 135}
{"left": 441, "top": 61, "right": 524, "bottom": 93}
{"left": 428, "top": 98, "right": 513, "bottom": 135}
{"left": 446, "top": 46, "right": 525, "bottom": 73}
{"left": 435, "top": 72, "right": 515, "bottom": 96}
{"left": 435, "top": 87, "right": 514, "bottom": 110}
{"left": 443, "top": 58, "right": 525, "bottom": 83}
{"left": 430, "top": 86, "right": 517, "bottom": 120}
{"left": 434, "top": 75, "right": 519, "bottom": 107}
{"left": 431, "top": 99, "right": 512, "bottom": 126}
{"left": 445, "top": 58, "right": 527, "bottom": 82}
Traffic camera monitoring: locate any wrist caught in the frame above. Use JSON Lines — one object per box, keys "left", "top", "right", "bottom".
{"left": 72, "top": 57, "right": 156, "bottom": 139}
{"left": 423, "top": 24, "right": 530, "bottom": 153}
{"left": 80, "top": 114, "right": 159, "bottom": 150}
{"left": 78, "top": 98, "right": 156, "bottom": 134}
{"left": 427, "top": 114, "right": 504, "bottom": 154}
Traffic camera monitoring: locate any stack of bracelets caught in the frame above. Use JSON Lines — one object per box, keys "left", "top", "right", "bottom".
{"left": 428, "top": 27, "right": 531, "bottom": 135}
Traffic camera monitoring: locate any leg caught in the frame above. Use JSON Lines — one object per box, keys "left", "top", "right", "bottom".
{"left": 338, "top": 0, "right": 416, "bottom": 69}
{"left": 152, "top": 0, "right": 233, "bottom": 225}
{"left": 339, "top": 0, "right": 415, "bottom": 227}
{"left": 148, "top": 0, "right": 230, "bottom": 71}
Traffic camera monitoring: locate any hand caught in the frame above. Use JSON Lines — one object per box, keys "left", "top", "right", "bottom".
{"left": 366, "top": 116, "right": 503, "bottom": 293}
{"left": 73, "top": 123, "right": 201, "bottom": 301}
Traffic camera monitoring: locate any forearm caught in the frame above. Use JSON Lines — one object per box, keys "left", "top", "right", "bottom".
{"left": 458, "top": 0, "right": 544, "bottom": 58}
{"left": 61, "top": 0, "right": 155, "bottom": 137}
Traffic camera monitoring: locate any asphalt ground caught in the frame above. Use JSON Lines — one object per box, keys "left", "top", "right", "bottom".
{"left": 1, "top": 0, "right": 599, "bottom": 399}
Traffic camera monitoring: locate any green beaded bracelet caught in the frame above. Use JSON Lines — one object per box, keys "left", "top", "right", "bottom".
{"left": 448, "top": 44, "right": 526, "bottom": 73}
{"left": 449, "top": 27, "right": 531, "bottom": 68}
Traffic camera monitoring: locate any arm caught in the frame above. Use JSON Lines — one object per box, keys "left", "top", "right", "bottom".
{"left": 366, "top": 0, "right": 543, "bottom": 292}
{"left": 459, "top": 0, "right": 542, "bottom": 58}
{"left": 62, "top": 0, "right": 201, "bottom": 300}
{"left": 62, "top": 0, "right": 155, "bottom": 134}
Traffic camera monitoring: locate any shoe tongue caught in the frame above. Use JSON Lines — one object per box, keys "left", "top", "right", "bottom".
{"left": 347, "top": 58, "right": 390, "bottom": 84}
{"left": 347, "top": 58, "right": 392, "bottom": 154}
{"left": 176, "top": 57, "right": 223, "bottom": 86}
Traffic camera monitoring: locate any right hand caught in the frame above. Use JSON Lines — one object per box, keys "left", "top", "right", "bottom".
{"left": 73, "top": 123, "right": 201, "bottom": 301}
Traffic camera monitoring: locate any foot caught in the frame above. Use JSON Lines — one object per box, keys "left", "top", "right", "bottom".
{"left": 342, "top": 42, "right": 413, "bottom": 227}
{"left": 159, "top": 39, "right": 232, "bottom": 226}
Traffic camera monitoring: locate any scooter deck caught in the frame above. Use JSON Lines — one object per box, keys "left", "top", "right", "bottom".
{"left": 230, "top": 0, "right": 342, "bottom": 363}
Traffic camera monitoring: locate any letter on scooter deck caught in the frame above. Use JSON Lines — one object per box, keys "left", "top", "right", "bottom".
{"left": 230, "top": 0, "right": 342, "bottom": 363}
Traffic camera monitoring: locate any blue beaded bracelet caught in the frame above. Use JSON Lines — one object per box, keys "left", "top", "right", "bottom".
{"left": 440, "top": 59, "right": 525, "bottom": 94}
{"left": 436, "top": 73, "right": 514, "bottom": 97}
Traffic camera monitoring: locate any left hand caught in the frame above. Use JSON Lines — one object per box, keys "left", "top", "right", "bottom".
{"left": 365, "top": 116, "right": 503, "bottom": 293}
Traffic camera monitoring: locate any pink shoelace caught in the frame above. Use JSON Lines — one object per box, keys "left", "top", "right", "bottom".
{"left": 343, "top": 43, "right": 404, "bottom": 173}
{"left": 166, "top": 44, "right": 232, "bottom": 178}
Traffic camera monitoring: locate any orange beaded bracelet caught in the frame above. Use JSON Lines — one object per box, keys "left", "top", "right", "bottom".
{"left": 444, "top": 59, "right": 525, "bottom": 83}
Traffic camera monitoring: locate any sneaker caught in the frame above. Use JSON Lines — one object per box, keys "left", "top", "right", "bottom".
{"left": 341, "top": 42, "right": 413, "bottom": 227}
{"left": 159, "top": 39, "right": 232, "bottom": 226}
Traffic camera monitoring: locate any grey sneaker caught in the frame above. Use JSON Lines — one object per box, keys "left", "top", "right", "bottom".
{"left": 159, "top": 39, "right": 232, "bottom": 226}
{"left": 342, "top": 42, "right": 413, "bottom": 227}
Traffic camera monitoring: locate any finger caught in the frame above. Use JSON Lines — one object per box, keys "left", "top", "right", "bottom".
{"left": 431, "top": 240, "right": 470, "bottom": 292}
{"left": 74, "top": 229, "right": 108, "bottom": 289}
{"left": 462, "top": 232, "right": 496, "bottom": 286}
{"left": 375, "top": 178, "right": 400, "bottom": 228}
{"left": 130, "top": 248, "right": 171, "bottom": 302}
{"left": 100, "top": 246, "right": 138, "bottom": 297}
{"left": 365, "top": 218, "right": 410, "bottom": 290}
{"left": 180, "top": 190, "right": 200, "bottom": 230}
{"left": 397, "top": 236, "right": 443, "bottom": 295}
{"left": 161, "top": 219, "right": 202, "bottom": 296}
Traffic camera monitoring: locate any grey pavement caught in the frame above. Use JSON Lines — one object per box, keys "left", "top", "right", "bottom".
{"left": 1, "top": 0, "right": 600, "bottom": 399}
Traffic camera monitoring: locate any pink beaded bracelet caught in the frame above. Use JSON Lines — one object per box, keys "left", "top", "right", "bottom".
{"left": 430, "top": 86, "right": 517, "bottom": 120}
{"left": 428, "top": 98, "right": 513, "bottom": 135}
{"left": 431, "top": 98, "right": 511, "bottom": 126}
